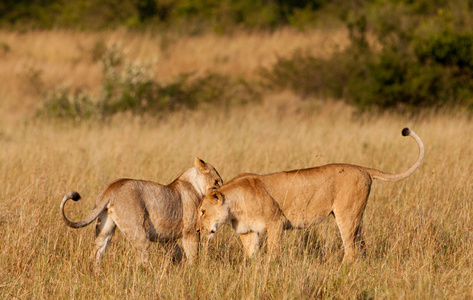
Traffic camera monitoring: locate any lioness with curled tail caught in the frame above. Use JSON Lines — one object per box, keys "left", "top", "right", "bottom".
{"left": 60, "top": 157, "right": 223, "bottom": 268}
{"left": 198, "top": 128, "right": 424, "bottom": 263}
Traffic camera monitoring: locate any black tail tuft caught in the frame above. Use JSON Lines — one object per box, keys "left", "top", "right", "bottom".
{"left": 402, "top": 128, "right": 411, "bottom": 137}
{"left": 66, "top": 191, "right": 81, "bottom": 201}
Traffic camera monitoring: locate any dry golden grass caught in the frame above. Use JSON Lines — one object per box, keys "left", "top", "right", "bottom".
{"left": 0, "top": 29, "right": 472, "bottom": 299}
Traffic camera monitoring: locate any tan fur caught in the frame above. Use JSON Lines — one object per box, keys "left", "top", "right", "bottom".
{"left": 60, "top": 157, "right": 223, "bottom": 268}
{"left": 198, "top": 128, "right": 424, "bottom": 262}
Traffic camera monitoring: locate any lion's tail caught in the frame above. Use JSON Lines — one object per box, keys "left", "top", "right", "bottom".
{"left": 365, "top": 128, "right": 424, "bottom": 182}
{"left": 60, "top": 191, "right": 108, "bottom": 228}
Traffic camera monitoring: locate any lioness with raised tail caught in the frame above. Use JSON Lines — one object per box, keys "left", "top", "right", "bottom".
{"left": 197, "top": 128, "right": 424, "bottom": 263}
{"left": 60, "top": 157, "right": 222, "bottom": 268}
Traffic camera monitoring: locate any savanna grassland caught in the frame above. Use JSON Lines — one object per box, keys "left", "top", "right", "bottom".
{"left": 0, "top": 29, "right": 472, "bottom": 299}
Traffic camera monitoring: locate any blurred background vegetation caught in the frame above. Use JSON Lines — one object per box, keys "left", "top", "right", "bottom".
{"left": 2, "top": 0, "right": 473, "bottom": 117}
{"left": 0, "top": 0, "right": 334, "bottom": 32}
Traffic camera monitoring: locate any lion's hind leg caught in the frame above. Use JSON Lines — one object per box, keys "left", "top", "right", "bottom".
{"left": 334, "top": 214, "right": 364, "bottom": 263}
{"left": 91, "top": 211, "right": 116, "bottom": 268}
{"left": 115, "top": 217, "right": 151, "bottom": 267}
{"left": 355, "top": 219, "right": 366, "bottom": 258}
{"left": 337, "top": 216, "right": 367, "bottom": 263}
{"left": 332, "top": 185, "right": 370, "bottom": 263}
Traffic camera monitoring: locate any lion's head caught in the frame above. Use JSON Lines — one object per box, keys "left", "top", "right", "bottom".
{"left": 197, "top": 188, "right": 230, "bottom": 239}
{"left": 194, "top": 157, "right": 223, "bottom": 195}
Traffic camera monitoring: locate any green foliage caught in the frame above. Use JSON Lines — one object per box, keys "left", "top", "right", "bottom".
{"left": 9, "top": 0, "right": 473, "bottom": 112}
{"left": 261, "top": 1, "right": 473, "bottom": 111}
{"left": 40, "top": 43, "right": 260, "bottom": 120}
{"left": 0, "top": 0, "right": 325, "bottom": 32}
{"left": 42, "top": 86, "right": 95, "bottom": 119}
{"left": 415, "top": 29, "right": 473, "bottom": 71}
{"left": 259, "top": 50, "right": 348, "bottom": 99}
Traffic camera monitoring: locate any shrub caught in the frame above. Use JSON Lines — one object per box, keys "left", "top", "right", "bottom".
{"left": 40, "top": 43, "right": 260, "bottom": 120}
{"left": 41, "top": 85, "right": 95, "bottom": 119}
{"left": 0, "top": 0, "right": 326, "bottom": 32}
{"left": 415, "top": 29, "right": 473, "bottom": 71}
{"left": 259, "top": 50, "right": 349, "bottom": 99}
{"left": 261, "top": 2, "right": 473, "bottom": 112}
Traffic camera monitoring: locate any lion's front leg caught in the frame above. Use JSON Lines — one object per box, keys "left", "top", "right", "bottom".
{"left": 182, "top": 228, "right": 199, "bottom": 264}
{"left": 266, "top": 219, "right": 284, "bottom": 258}
{"left": 239, "top": 232, "right": 260, "bottom": 258}
{"left": 165, "top": 243, "right": 182, "bottom": 263}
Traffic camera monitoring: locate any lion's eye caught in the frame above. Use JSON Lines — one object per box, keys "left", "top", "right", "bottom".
{"left": 201, "top": 210, "right": 205, "bottom": 216}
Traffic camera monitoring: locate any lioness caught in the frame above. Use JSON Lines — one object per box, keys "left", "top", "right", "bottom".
{"left": 198, "top": 128, "right": 424, "bottom": 262}
{"left": 60, "top": 157, "right": 223, "bottom": 268}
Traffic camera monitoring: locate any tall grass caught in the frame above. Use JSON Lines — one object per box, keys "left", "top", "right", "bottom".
{"left": 0, "top": 30, "right": 472, "bottom": 298}
{"left": 1, "top": 100, "right": 472, "bottom": 298}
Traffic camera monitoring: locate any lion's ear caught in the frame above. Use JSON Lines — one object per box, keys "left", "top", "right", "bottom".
{"left": 213, "top": 191, "right": 223, "bottom": 204}
{"left": 206, "top": 187, "right": 217, "bottom": 195}
{"left": 195, "top": 157, "right": 209, "bottom": 173}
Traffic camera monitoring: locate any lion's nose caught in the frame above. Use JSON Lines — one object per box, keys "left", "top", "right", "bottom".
{"left": 196, "top": 229, "right": 201, "bottom": 233}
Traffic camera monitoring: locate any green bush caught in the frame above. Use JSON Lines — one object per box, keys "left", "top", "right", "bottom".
{"left": 261, "top": 2, "right": 473, "bottom": 111}
{"left": 415, "top": 29, "right": 473, "bottom": 71}
{"left": 42, "top": 85, "right": 95, "bottom": 119}
{"left": 40, "top": 43, "right": 260, "bottom": 120}
{"left": 259, "top": 50, "right": 349, "bottom": 99}
{"left": 0, "top": 0, "right": 325, "bottom": 31}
